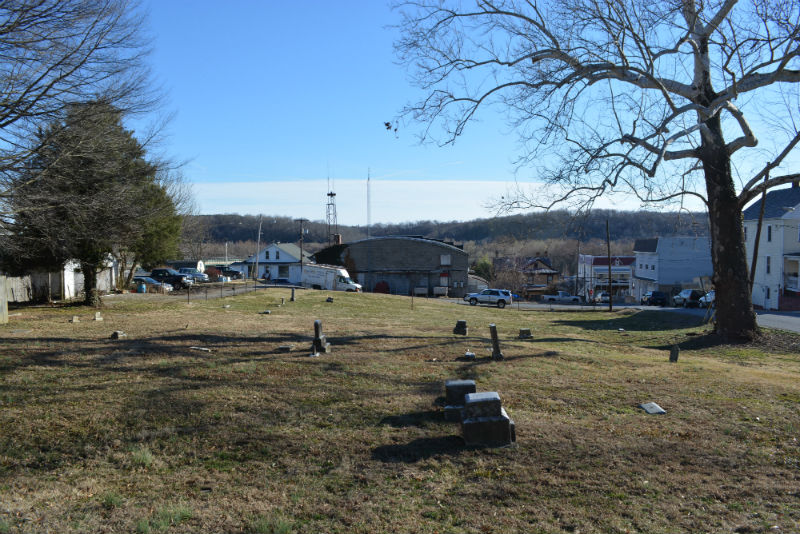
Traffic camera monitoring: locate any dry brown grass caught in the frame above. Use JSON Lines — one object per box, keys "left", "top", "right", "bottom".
{"left": 1, "top": 289, "right": 799, "bottom": 533}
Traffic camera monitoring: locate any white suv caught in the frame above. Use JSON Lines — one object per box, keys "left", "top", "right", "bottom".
{"left": 464, "top": 289, "right": 513, "bottom": 308}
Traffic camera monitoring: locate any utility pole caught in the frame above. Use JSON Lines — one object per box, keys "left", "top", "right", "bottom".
{"left": 606, "top": 219, "right": 613, "bottom": 312}
{"left": 295, "top": 218, "right": 309, "bottom": 275}
{"left": 254, "top": 215, "right": 262, "bottom": 281}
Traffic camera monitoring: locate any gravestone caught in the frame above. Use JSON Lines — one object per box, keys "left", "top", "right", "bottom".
{"left": 518, "top": 328, "right": 532, "bottom": 339}
{"left": 461, "top": 351, "right": 476, "bottom": 361}
{"left": 453, "top": 320, "right": 468, "bottom": 335}
{"left": 461, "top": 391, "right": 516, "bottom": 446}
{"left": 70, "top": 316, "right": 80, "bottom": 323}
{"left": 278, "top": 345, "right": 294, "bottom": 352}
{"left": 260, "top": 310, "right": 271, "bottom": 315}
{"left": 669, "top": 345, "right": 680, "bottom": 363}
{"left": 110, "top": 331, "right": 126, "bottom": 339}
{"left": 639, "top": 402, "right": 666, "bottom": 415}
{"left": 291, "top": 288, "right": 296, "bottom": 302}
{"left": 443, "top": 379, "right": 476, "bottom": 421}
{"left": 281, "top": 297, "right": 285, "bottom": 305}
{"left": 489, "top": 324, "right": 504, "bottom": 360}
{"left": 312, "top": 319, "right": 331, "bottom": 355}
{"left": 326, "top": 297, "right": 334, "bottom": 303}
{"left": 94, "top": 312, "right": 103, "bottom": 322}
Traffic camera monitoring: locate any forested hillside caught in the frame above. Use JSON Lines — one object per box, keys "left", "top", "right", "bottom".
{"left": 194, "top": 209, "right": 709, "bottom": 247}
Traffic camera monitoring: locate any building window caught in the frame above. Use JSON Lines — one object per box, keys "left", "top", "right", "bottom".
{"left": 766, "top": 256, "right": 771, "bottom": 274}
{"left": 651, "top": 265, "right": 655, "bottom": 270}
{"left": 279, "top": 265, "right": 289, "bottom": 277}
{"left": 744, "top": 226, "right": 747, "bottom": 240}
{"left": 265, "top": 251, "right": 270, "bottom": 259}
{"left": 276, "top": 251, "right": 280, "bottom": 259}
{"left": 440, "top": 254, "right": 451, "bottom": 266}
{"left": 767, "top": 225, "right": 772, "bottom": 242}
{"left": 766, "top": 287, "right": 771, "bottom": 299}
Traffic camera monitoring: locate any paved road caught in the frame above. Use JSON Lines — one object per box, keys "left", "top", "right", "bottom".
{"left": 447, "top": 298, "right": 800, "bottom": 334}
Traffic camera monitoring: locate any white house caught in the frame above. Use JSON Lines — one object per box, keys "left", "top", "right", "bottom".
{"left": 230, "top": 243, "right": 313, "bottom": 283}
{"left": 577, "top": 254, "right": 635, "bottom": 300}
{"left": 632, "top": 236, "right": 713, "bottom": 302}
{"left": 743, "top": 184, "right": 800, "bottom": 311}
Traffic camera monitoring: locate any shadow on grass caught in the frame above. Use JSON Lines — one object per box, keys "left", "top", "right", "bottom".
{"left": 372, "top": 436, "right": 464, "bottom": 463}
{"left": 554, "top": 310, "right": 704, "bottom": 333}
{"left": 379, "top": 410, "right": 442, "bottom": 428}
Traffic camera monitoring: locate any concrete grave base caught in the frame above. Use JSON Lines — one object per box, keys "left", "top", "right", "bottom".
{"left": 462, "top": 407, "right": 516, "bottom": 446}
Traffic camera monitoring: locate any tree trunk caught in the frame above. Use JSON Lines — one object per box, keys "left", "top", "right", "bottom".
{"left": 702, "top": 117, "right": 758, "bottom": 341}
{"left": 82, "top": 262, "right": 102, "bottom": 307}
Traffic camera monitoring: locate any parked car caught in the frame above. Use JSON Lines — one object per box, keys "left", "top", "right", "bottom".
{"left": 150, "top": 268, "right": 193, "bottom": 290}
{"left": 178, "top": 267, "right": 209, "bottom": 283}
{"left": 641, "top": 291, "right": 668, "bottom": 306}
{"left": 699, "top": 290, "right": 715, "bottom": 308}
{"left": 542, "top": 291, "right": 581, "bottom": 303}
{"left": 464, "top": 288, "right": 513, "bottom": 308}
{"left": 595, "top": 291, "right": 610, "bottom": 303}
{"left": 132, "top": 276, "right": 173, "bottom": 293}
{"left": 673, "top": 289, "right": 704, "bottom": 307}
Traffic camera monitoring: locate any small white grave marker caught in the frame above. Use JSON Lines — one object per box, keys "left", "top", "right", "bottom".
{"left": 639, "top": 402, "right": 666, "bottom": 415}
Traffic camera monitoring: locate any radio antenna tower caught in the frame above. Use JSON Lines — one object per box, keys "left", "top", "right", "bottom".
{"left": 326, "top": 174, "right": 339, "bottom": 246}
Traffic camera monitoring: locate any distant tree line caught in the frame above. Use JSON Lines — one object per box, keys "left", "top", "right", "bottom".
{"left": 192, "top": 209, "right": 708, "bottom": 250}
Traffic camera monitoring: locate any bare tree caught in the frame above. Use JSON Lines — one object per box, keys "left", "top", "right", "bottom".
{"left": 0, "top": 0, "right": 155, "bottom": 223}
{"left": 395, "top": 0, "right": 800, "bottom": 340}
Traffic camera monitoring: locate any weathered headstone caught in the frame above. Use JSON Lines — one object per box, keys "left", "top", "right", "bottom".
{"left": 639, "top": 402, "right": 666, "bottom": 415}
{"left": 489, "top": 324, "right": 504, "bottom": 360}
{"left": 70, "top": 316, "right": 80, "bottom": 323}
{"left": 518, "top": 328, "right": 532, "bottom": 339}
{"left": 444, "top": 379, "right": 476, "bottom": 422}
{"left": 281, "top": 297, "right": 285, "bottom": 305}
{"left": 94, "top": 312, "right": 103, "bottom": 322}
{"left": 291, "top": 288, "right": 296, "bottom": 302}
{"left": 461, "top": 392, "right": 516, "bottom": 446}
{"left": 453, "top": 320, "right": 468, "bottom": 335}
{"left": 669, "top": 345, "right": 680, "bottom": 363}
{"left": 312, "top": 319, "right": 331, "bottom": 355}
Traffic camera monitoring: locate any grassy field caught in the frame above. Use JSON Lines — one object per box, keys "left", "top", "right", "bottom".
{"left": 1, "top": 288, "right": 799, "bottom": 533}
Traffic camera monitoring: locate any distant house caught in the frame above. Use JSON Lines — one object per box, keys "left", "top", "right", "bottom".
{"left": 743, "top": 184, "right": 800, "bottom": 310}
{"left": 493, "top": 255, "right": 561, "bottom": 299}
{"left": 228, "top": 243, "right": 313, "bottom": 283}
{"left": 632, "top": 236, "right": 713, "bottom": 303}
{"left": 577, "top": 254, "right": 635, "bottom": 300}
{"left": 314, "top": 236, "right": 469, "bottom": 297}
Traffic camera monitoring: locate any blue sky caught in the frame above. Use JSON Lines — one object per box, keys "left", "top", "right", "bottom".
{"left": 141, "top": 1, "right": 578, "bottom": 225}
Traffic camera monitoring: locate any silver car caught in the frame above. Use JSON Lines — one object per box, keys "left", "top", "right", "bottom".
{"left": 464, "top": 288, "right": 513, "bottom": 308}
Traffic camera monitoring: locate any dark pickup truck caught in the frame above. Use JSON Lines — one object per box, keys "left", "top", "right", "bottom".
{"left": 150, "top": 268, "right": 192, "bottom": 290}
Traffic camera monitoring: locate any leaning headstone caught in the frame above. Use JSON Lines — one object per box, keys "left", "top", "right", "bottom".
{"left": 489, "top": 324, "right": 504, "bottom": 360}
{"left": 518, "top": 328, "right": 532, "bottom": 339}
{"left": 312, "top": 319, "right": 331, "bottom": 355}
{"left": 669, "top": 345, "right": 680, "bottom": 363}
{"left": 110, "top": 331, "right": 127, "bottom": 339}
{"left": 444, "top": 379, "right": 476, "bottom": 422}
{"left": 70, "top": 316, "right": 80, "bottom": 323}
{"left": 461, "top": 392, "right": 516, "bottom": 446}
{"left": 94, "top": 312, "right": 103, "bottom": 322}
{"left": 639, "top": 402, "right": 666, "bottom": 415}
{"left": 453, "top": 320, "right": 468, "bottom": 335}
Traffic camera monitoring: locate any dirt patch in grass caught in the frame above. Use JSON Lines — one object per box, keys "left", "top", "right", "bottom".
{"left": 1, "top": 290, "right": 799, "bottom": 533}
